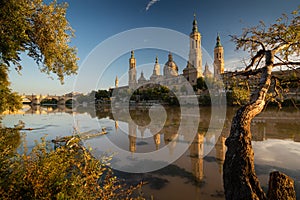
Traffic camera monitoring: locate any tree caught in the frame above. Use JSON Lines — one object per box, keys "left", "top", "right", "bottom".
{"left": 0, "top": 65, "right": 22, "bottom": 113}
{"left": 193, "top": 77, "right": 207, "bottom": 91}
{"left": 223, "top": 9, "right": 299, "bottom": 199}
{"left": 0, "top": 0, "right": 79, "bottom": 113}
{"left": 95, "top": 89, "right": 110, "bottom": 100}
{"left": 0, "top": 130, "right": 144, "bottom": 199}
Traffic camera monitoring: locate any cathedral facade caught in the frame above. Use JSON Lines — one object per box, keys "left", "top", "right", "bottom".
{"left": 115, "top": 15, "right": 225, "bottom": 91}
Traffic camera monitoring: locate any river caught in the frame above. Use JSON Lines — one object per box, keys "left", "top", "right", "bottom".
{"left": 2, "top": 104, "right": 300, "bottom": 199}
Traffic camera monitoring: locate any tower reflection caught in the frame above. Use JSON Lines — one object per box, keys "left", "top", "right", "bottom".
{"left": 189, "top": 133, "right": 204, "bottom": 181}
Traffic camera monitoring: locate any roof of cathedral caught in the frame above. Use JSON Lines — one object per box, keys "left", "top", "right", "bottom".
{"left": 138, "top": 71, "right": 147, "bottom": 82}
{"left": 203, "top": 62, "right": 212, "bottom": 77}
{"left": 183, "top": 61, "right": 197, "bottom": 75}
{"left": 164, "top": 53, "right": 178, "bottom": 72}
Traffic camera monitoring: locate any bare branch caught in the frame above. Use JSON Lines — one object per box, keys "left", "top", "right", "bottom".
{"left": 273, "top": 54, "right": 300, "bottom": 68}
{"left": 245, "top": 50, "right": 264, "bottom": 71}
{"left": 239, "top": 38, "right": 266, "bottom": 51}
{"left": 255, "top": 55, "right": 264, "bottom": 70}
{"left": 273, "top": 61, "right": 300, "bottom": 67}
{"left": 228, "top": 68, "right": 263, "bottom": 77}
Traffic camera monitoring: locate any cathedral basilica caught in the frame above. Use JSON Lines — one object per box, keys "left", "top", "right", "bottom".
{"left": 115, "top": 15, "right": 225, "bottom": 91}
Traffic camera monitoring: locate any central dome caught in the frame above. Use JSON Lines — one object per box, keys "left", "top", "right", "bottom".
{"left": 164, "top": 53, "right": 178, "bottom": 77}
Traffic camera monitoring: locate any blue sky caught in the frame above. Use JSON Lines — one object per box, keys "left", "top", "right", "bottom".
{"left": 9, "top": 0, "right": 299, "bottom": 95}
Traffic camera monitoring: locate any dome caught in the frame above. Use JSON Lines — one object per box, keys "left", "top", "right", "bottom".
{"left": 138, "top": 71, "right": 147, "bottom": 84}
{"left": 164, "top": 53, "right": 179, "bottom": 77}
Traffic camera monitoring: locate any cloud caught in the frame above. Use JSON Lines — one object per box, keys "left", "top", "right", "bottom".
{"left": 145, "top": 0, "right": 160, "bottom": 11}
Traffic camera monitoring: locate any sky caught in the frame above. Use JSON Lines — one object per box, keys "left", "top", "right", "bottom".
{"left": 8, "top": 0, "right": 299, "bottom": 95}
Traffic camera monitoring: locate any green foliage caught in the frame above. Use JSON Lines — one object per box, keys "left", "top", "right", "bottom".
{"left": 228, "top": 86, "right": 250, "bottom": 106}
{"left": 131, "top": 85, "right": 179, "bottom": 105}
{"left": 0, "top": 64, "right": 22, "bottom": 113}
{"left": 0, "top": 0, "right": 78, "bottom": 114}
{"left": 0, "top": 129, "right": 144, "bottom": 200}
{"left": 193, "top": 77, "right": 208, "bottom": 91}
{"left": 95, "top": 90, "right": 110, "bottom": 100}
{"left": 40, "top": 98, "right": 58, "bottom": 105}
{"left": 232, "top": 8, "right": 300, "bottom": 59}
{"left": 0, "top": 0, "right": 78, "bottom": 83}
{"left": 76, "top": 92, "right": 95, "bottom": 104}
{"left": 198, "top": 94, "right": 211, "bottom": 106}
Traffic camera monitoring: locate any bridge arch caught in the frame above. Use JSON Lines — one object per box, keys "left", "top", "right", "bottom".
{"left": 22, "top": 94, "right": 77, "bottom": 105}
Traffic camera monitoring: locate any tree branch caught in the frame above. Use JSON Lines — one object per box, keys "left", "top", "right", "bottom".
{"left": 245, "top": 50, "right": 264, "bottom": 71}
{"left": 227, "top": 68, "right": 263, "bottom": 77}
{"left": 240, "top": 38, "right": 266, "bottom": 51}
{"left": 273, "top": 61, "right": 300, "bottom": 67}
{"left": 273, "top": 43, "right": 291, "bottom": 53}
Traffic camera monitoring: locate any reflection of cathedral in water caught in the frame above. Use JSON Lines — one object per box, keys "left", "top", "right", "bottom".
{"left": 189, "top": 133, "right": 204, "bottom": 181}
{"left": 123, "top": 117, "right": 227, "bottom": 181}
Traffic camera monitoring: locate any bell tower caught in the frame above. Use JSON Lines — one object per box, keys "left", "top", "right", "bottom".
{"left": 128, "top": 50, "right": 137, "bottom": 88}
{"left": 214, "top": 34, "right": 224, "bottom": 78}
{"left": 188, "top": 14, "right": 202, "bottom": 78}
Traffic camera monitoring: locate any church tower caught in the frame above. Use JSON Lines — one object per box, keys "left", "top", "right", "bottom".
{"left": 214, "top": 34, "right": 224, "bottom": 78}
{"left": 128, "top": 50, "right": 137, "bottom": 88}
{"left": 188, "top": 14, "right": 202, "bottom": 78}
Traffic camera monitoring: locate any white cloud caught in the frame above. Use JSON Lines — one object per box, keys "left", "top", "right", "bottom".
{"left": 145, "top": 0, "right": 160, "bottom": 11}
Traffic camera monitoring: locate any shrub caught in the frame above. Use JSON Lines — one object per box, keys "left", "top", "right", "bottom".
{"left": 0, "top": 129, "right": 144, "bottom": 200}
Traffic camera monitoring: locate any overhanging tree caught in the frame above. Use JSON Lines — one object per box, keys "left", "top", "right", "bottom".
{"left": 223, "top": 8, "right": 300, "bottom": 200}
{"left": 0, "top": 0, "right": 78, "bottom": 113}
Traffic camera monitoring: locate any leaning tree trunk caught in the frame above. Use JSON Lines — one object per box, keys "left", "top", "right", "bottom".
{"left": 223, "top": 50, "right": 297, "bottom": 200}
{"left": 223, "top": 51, "right": 274, "bottom": 200}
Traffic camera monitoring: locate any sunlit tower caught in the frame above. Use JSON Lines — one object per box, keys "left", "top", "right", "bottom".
{"left": 128, "top": 50, "right": 137, "bottom": 88}
{"left": 214, "top": 33, "right": 224, "bottom": 78}
{"left": 188, "top": 14, "right": 202, "bottom": 78}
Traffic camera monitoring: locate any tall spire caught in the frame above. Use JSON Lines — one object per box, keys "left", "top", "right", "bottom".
{"left": 192, "top": 13, "right": 198, "bottom": 33}
{"left": 168, "top": 52, "right": 173, "bottom": 61}
{"left": 131, "top": 50, "right": 134, "bottom": 58}
{"left": 189, "top": 13, "right": 202, "bottom": 78}
{"left": 151, "top": 56, "right": 160, "bottom": 78}
{"left": 205, "top": 62, "right": 209, "bottom": 70}
{"left": 115, "top": 76, "right": 119, "bottom": 88}
{"left": 215, "top": 33, "right": 222, "bottom": 48}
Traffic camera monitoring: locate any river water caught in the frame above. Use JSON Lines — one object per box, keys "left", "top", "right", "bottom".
{"left": 2, "top": 104, "right": 300, "bottom": 199}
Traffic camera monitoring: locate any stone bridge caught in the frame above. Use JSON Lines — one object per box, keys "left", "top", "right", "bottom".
{"left": 22, "top": 94, "right": 75, "bottom": 105}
